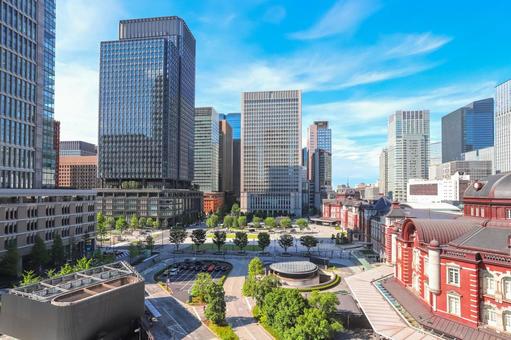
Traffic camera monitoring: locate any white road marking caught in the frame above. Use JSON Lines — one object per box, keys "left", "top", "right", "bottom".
{"left": 192, "top": 306, "right": 201, "bottom": 320}
{"left": 244, "top": 296, "right": 252, "bottom": 310}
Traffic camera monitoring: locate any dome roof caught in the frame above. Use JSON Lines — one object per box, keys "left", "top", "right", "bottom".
{"left": 464, "top": 172, "right": 511, "bottom": 199}
{"left": 402, "top": 218, "right": 481, "bottom": 245}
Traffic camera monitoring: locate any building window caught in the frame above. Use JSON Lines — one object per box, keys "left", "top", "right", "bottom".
{"left": 447, "top": 294, "right": 461, "bottom": 316}
{"left": 447, "top": 267, "right": 460, "bottom": 286}
{"left": 504, "top": 313, "right": 511, "bottom": 332}
{"left": 504, "top": 278, "right": 511, "bottom": 300}
{"left": 507, "top": 209, "right": 511, "bottom": 220}
{"left": 485, "top": 308, "right": 497, "bottom": 327}
{"left": 484, "top": 276, "right": 496, "bottom": 295}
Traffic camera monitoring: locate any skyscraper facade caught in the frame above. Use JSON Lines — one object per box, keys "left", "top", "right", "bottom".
{"left": 378, "top": 148, "right": 388, "bottom": 195}
{"left": 222, "top": 113, "right": 241, "bottom": 198}
{"left": 388, "top": 110, "right": 430, "bottom": 202}
{"left": 495, "top": 80, "right": 511, "bottom": 173}
{"left": 60, "top": 141, "right": 97, "bottom": 156}
{"left": 1, "top": 0, "right": 57, "bottom": 189}
{"left": 241, "top": 90, "right": 302, "bottom": 216}
{"left": 193, "top": 107, "right": 219, "bottom": 192}
{"left": 218, "top": 119, "right": 233, "bottom": 193}
{"left": 306, "top": 121, "right": 332, "bottom": 212}
{"left": 441, "top": 98, "right": 494, "bottom": 163}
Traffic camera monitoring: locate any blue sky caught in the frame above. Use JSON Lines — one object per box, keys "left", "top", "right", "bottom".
{"left": 55, "top": 0, "right": 511, "bottom": 186}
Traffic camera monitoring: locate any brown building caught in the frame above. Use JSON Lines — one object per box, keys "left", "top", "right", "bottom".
{"left": 204, "top": 192, "right": 225, "bottom": 215}
{"left": 53, "top": 120, "right": 60, "bottom": 187}
{"left": 59, "top": 155, "right": 98, "bottom": 189}
{"left": 219, "top": 120, "right": 233, "bottom": 193}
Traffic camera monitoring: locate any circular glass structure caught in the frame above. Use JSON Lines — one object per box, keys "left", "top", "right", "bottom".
{"left": 269, "top": 261, "right": 319, "bottom": 279}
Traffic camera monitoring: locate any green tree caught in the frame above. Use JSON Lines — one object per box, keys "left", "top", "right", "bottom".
{"left": 212, "top": 230, "right": 226, "bottom": 253}
{"left": 232, "top": 215, "right": 239, "bottom": 229}
{"left": 20, "top": 270, "right": 40, "bottom": 286}
{"left": 257, "top": 232, "right": 271, "bottom": 252}
{"left": 30, "top": 235, "right": 50, "bottom": 271}
{"left": 51, "top": 233, "right": 66, "bottom": 267}
{"left": 191, "top": 272, "right": 214, "bottom": 302}
{"left": 97, "top": 212, "right": 105, "bottom": 228}
{"left": 168, "top": 227, "right": 187, "bottom": 252}
{"left": 128, "top": 242, "right": 140, "bottom": 260}
{"left": 97, "top": 221, "right": 107, "bottom": 248}
{"left": 115, "top": 216, "right": 127, "bottom": 233}
{"left": 105, "top": 216, "right": 115, "bottom": 231}
{"left": 0, "top": 241, "right": 19, "bottom": 277}
{"left": 153, "top": 219, "right": 161, "bottom": 229}
{"left": 300, "top": 235, "right": 319, "bottom": 254}
{"left": 233, "top": 232, "right": 248, "bottom": 252}
{"left": 138, "top": 217, "right": 147, "bottom": 229}
{"left": 308, "top": 291, "right": 339, "bottom": 318}
{"left": 254, "top": 275, "right": 280, "bottom": 306}
{"left": 252, "top": 216, "right": 262, "bottom": 228}
{"left": 238, "top": 216, "right": 247, "bottom": 229}
{"left": 223, "top": 215, "right": 234, "bottom": 229}
{"left": 46, "top": 268, "right": 58, "bottom": 279}
{"left": 206, "top": 214, "right": 220, "bottom": 229}
{"left": 248, "top": 257, "right": 265, "bottom": 278}
{"left": 146, "top": 217, "right": 154, "bottom": 229}
{"left": 129, "top": 215, "right": 139, "bottom": 232}
{"left": 74, "top": 257, "right": 92, "bottom": 271}
{"left": 191, "top": 229, "right": 207, "bottom": 252}
{"left": 145, "top": 235, "right": 155, "bottom": 254}
{"left": 261, "top": 288, "right": 307, "bottom": 335}
{"left": 278, "top": 234, "right": 294, "bottom": 253}
{"left": 58, "top": 263, "right": 74, "bottom": 276}
{"left": 296, "top": 218, "right": 308, "bottom": 231}
{"left": 280, "top": 217, "right": 292, "bottom": 229}
{"left": 283, "top": 307, "right": 342, "bottom": 340}
{"left": 264, "top": 217, "right": 276, "bottom": 229}
{"left": 231, "top": 203, "right": 240, "bottom": 217}
{"left": 205, "top": 282, "right": 226, "bottom": 324}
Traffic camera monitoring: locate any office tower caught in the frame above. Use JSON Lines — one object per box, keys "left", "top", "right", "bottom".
{"left": 388, "top": 110, "right": 430, "bottom": 202}
{"left": 442, "top": 98, "right": 494, "bottom": 163}
{"left": 430, "top": 160, "right": 492, "bottom": 181}
{"left": 495, "top": 80, "right": 511, "bottom": 173}
{"left": 53, "top": 120, "right": 60, "bottom": 187}
{"left": 1, "top": 0, "right": 56, "bottom": 189}
{"left": 379, "top": 148, "right": 388, "bottom": 195}
{"left": 58, "top": 155, "right": 98, "bottom": 189}
{"left": 97, "top": 17, "right": 201, "bottom": 225}
{"left": 306, "top": 121, "right": 332, "bottom": 212}
{"left": 241, "top": 90, "right": 302, "bottom": 216}
{"left": 429, "top": 142, "right": 442, "bottom": 179}
{"left": 463, "top": 146, "right": 494, "bottom": 174}
{"left": 60, "top": 141, "right": 97, "bottom": 156}
{"left": 223, "top": 113, "right": 241, "bottom": 198}
{"left": 193, "top": 107, "right": 219, "bottom": 192}
{"left": 219, "top": 119, "right": 233, "bottom": 192}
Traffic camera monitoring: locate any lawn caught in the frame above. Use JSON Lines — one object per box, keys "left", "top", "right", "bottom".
{"left": 206, "top": 233, "right": 258, "bottom": 240}
{"left": 200, "top": 243, "right": 262, "bottom": 252}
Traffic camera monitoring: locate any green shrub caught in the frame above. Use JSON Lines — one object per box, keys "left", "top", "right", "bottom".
{"left": 208, "top": 322, "right": 239, "bottom": 340}
{"left": 297, "top": 274, "right": 341, "bottom": 292}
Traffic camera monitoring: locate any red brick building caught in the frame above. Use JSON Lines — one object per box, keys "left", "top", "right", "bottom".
{"left": 203, "top": 192, "right": 225, "bottom": 215}
{"left": 386, "top": 172, "right": 511, "bottom": 336}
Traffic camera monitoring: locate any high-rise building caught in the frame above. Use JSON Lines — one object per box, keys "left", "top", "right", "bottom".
{"left": 60, "top": 141, "right": 97, "bottom": 156}
{"left": 193, "top": 107, "right": 219, "bottom": 193}
{"left": 1, "top": 0, "right": 56, "bottom": 189}
{"left": 495, "top": 80, "right": 511, "bottom": 173}
{"left": 388, "top": 110, "right": 430, "bottom": 202}
{"left": 53, "top": 120, "right": 60, "bottom": 187}
{"left": 428, "top": 141, "right": 442, "bottom": 179}
{"left": 219, "top": 119, "right": 233, "bottom": 193}
{"left": 378, "top": 148, "right": 388, "bottom": 195}
{"left": 221, "top": 113, "right": 241, "bottom": 198}
{"left": 306, "top": 121, "right": 332, "bottom": 212}
{"left": 58, "top": 155, "right": 98, "bottom": 189}
{"left": 430, "top": 160, "right": 492, "bottom": 181}
{"left": 241, "top": 90, "right": 302, "bottom": 216}
{"left": 97, "top": 17, "right": 201, "bottom": 225}
{"left": 442, "top": 98, "right": 494, "bottom": 163}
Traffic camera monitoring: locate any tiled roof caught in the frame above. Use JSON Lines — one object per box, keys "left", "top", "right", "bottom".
{"left": 449, "top": 226, "right": 511, "bottom": 254}
{"left": 464, "top": 172, "right": 511, "bottom": 199}
{"left": 404, "top": 218, "right": 481, "bottom": 245}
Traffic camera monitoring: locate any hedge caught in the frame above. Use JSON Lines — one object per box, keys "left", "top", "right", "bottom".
{"left": 297, "top": 274, "right": 341, "bottom": 292}
{"left": 206, "top": 321, "right": 239, "bottom": 340}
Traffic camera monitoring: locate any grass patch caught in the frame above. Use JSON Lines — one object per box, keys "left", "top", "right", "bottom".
{"left": 297, "top": 274, "right": 341, "bottom": 292}
{"left": 205, "top": 321, "right": 239, "bottom": 340}
{"left": 334, "top": 226, "right": 341, "bottom": 230}
{"left": 207, "top": 233, "right": 258, "bottom": 240}
{"left": 200, "top": 243, "right": 261, "bottom": 252}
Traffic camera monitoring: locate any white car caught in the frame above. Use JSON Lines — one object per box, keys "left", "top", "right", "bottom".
{"left": 169, "top": 268, "right": 179, "bottom": 276}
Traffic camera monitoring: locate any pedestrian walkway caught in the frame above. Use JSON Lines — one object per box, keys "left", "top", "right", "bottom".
{"left": 345, "top": 265, "right": 439, "bottom": 340}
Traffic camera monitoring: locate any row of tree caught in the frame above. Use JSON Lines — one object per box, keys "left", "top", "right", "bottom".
{"left": 96, "top": 213, "right": 161, "bottom": 244}
{"left": 206, "top": 213, "right": 309, "bottom": 231}
{"left": 243, "top": 258, "right": 342, "bottom": 339}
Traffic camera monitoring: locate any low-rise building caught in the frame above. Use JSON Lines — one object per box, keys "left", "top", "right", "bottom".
{"left": 407, "top": 172, "right": 470, "bottom": 204}
{"left": 58, "top": 155, "right": 98, "bottom": 189}
{"left": 203, "top": 192, "right": 225, "bottom": 215}
{"left": 429, "top": 160, "right": 492, "bottom": 181}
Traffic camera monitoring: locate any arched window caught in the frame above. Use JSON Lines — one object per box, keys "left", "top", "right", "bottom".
{"left": 503, "top": 277, "right": 511, "bottom": 301}
{"left": 504, "top": 311, "right": 511, "bottom": 332}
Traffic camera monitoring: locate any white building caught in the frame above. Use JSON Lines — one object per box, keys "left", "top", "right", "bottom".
{"left": 462, "top": 146, "right": 495, "bottom": 174}
{"left": 240, "top": 90, "right": 302, "bottom": 216}
{"left": 193, "top": 107, "right": 219, "bottom": 192}
{"left": 407, "top": 172, "right": 470, "bottom": 204}
{"left": 429, "top": 160, "right": 492, "bottom": 181}
{"left": 494, "top": 80, "right": 511, "bottom": 173}
{"left": 388, "top": 110, "right": 430, "bottom": 202}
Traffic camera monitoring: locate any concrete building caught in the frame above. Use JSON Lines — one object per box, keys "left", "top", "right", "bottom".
{"left": 218, "top": 119, "right": 233, "bottom": 193}
{"left": 379, "top": 148, "right": 389, "bottom": 196}
{"left": 53, "top": 120, "right": 60, "bottom": 187}
{"left": 220, "top": 113, "right": 241, "bottom": 199}
{"left": 306, "top": 121, "right": 332, "bottom": 212}
{"left": 442, "top": 98, "right": 494, "bottom": 163}
{"left": 430, "top": 160, "right": 492, "bottom": 181}
{"left": 241, "top": 90, "right": 302, "bottom": 216}
{"left": 58, "top": 155, "right": 98, "bottom": 189}
{"left": 495, "top": 80, "right": 511, "bottom": 173}
{"left": 388, "top": 110, "right": 430, "bottom": 202}
{"left": 203, "top": 191, "right": 225, "bottom": 215}
{"left": 428, "top": 141, "right": 442, "bottom": 179}
{"left": 407, "top": 172, "right": 470, "bottom": 204}
{"left": 0, "top": 261, "right": 144, "bottom": 340}
{"left": 0, "top": 0, "right": 57, "bottom": 189}
{"left": 193, "top": 107, "right": 219, "bottom": 193}
{"left": 0, "top": 189, "right": 96, "bottom": 269}
{"left": 463, "top": 146, "right": 495, "bottom": 174}
{"left": 60, "top": 141, "right": 97, "bottom": 156}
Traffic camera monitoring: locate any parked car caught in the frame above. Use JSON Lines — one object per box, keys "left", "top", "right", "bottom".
{"left": 169, "top": 268, "right": 179, "bottom": 276}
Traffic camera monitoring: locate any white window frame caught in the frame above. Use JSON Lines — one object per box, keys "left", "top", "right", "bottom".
{"left": 504, "top": 313, "right": 511, "bottom": 332}
{"left": 485, "top": 308, "right": 497, "bottom": 327}
{"left": 504, "top": 279, "right": 511, "bottom": 300}
{"left": 485, "top": 276, "right": 496, "bottom": 295}
{"left": 447, "top": 294, "right": 461, "bottom": 316}
{"left": 507, "top": 209, "right": 511, "bottom": 220}
{"left": 447, "top": 266, "right": 460, "bottom": 286}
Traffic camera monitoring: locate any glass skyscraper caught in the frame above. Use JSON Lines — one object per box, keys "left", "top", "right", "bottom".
{"left": 441, "top": 98, "right": 494, "bottom": 163}
{"left": 220, "top": 112, "right": 241, "bottom": 197}
{"left": 193, "top": 107, "right": 219, "bottom": 192}
{"left": 1, "top": 0, "right": 56, "bottom": 188}
{"left": 225, "top": 113, "right": 240, "bottom": 140}
{"left": 99, "top": 17, "right": 196, "bottom": 187}
{"left": 306, "top": 121, "right": 332, "bottom": 211}
{"left": 495, "top": 81, "right": 511, "bottom": 173}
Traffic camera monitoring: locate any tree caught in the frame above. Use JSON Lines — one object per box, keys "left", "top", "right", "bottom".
{"left": 280, "top": 217, "right": 292, "bottom": 229}
{"left": 252, "top": 216, "right": 262, "bottom": 229}
{"left": 97, "top": 212, "right": 105, "bottom": 228}
{"left": 30, "top": 235, "right": 50, "bottom": 271}
{"left": 0, "top": 241, "right": 19, "bottom": 277}
{"left": 257, "top": 232, "right": 271, "bottom": 252}
{"left": 146, "top": 217, "right": 154, "bottom": 229}
{"left": 232, "top": 215, "right": 239, "bottom": 229}
{"left": 206, "top": 214, "right": 219, "bottom": 229}
{"left": 264, "top": 217, "right": 276, "bottom": 229}
{"left": 231, "top": 203, "right": 240, "bottom": 217}
{"left": 212, "top": 230, "right": 226, "bottom": 253}
{"left": 191, "top": 229, "right": 206, "bottom": 252}
{"left": 153, "top": 219, "right": 161, "bottom": 229}
{"left": 138, "top": 217, "right": 147, "bottom": 229}
{"left": 128, "top": 242, "right": 140, "bottom": 260}
{"left": 105, "top": 216, "right": 115, "bottom": 232}
{"left": 74, "top": 257, "right": 92, "bottom": 271}
{"left": 59, "top": 263, "right": 74, "bottom": 276}
{"left": 129, "top": 215, "right": 139, "bottom": 232}
{"left": 248, "top": 257, "right": 265, "bottom": 278}
{"left": 300, "top": 235, "right": 319, "bottom": 254}
{"left": 20, "top": 270, "right": 40, "bottom": 286}
{"left": 223, "top": 215, "right": 234, "bottom": 229}
{"left": 283, "top": 307, "right": 342, "bottom": 340}
{"left": 168, "top": 227, "right": 187, "bottom": 252}
{"left": 278, "top": 234, "right": 294, "bottom": 253}
{"left": 97, "top": 221, "right": 107, "bottom": 248}
{"left": 233, "top": 232, "right": 248, "bottom": 252}
{"left": 145, "top": 235, "right": 155, "bottom": 254}
{"left": 254, "top": 274, "right": 281, "bottom": 306}
{"left": 261, "top": 288, "right": 307, "bottom": 335}
{"left": 51, "top": 234, "right": 66, "bottom": 267}
{"left": 238, "top": 216, "right": 247, "bottom": 229}
{"left": 308, "top": 291, "right": 339, "bottom": 318}
{"left": 115, "top": 216, "right": 127, "bottom": 234}
{"left": 205, "top": 282, "right": 226, "bottom": 324}
{"left": 191, "top": 272, "right": 214, "bottom": 302}
{"left": 296, "top": 218, "right": 308, "bottom": 231}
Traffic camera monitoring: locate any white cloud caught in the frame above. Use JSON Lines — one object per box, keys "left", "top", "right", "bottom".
{"left": 288, "top": 0, "right": 381, "bottom": 40}
{"left": 383, "top": 33, "right": 452, "bottom": 58}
